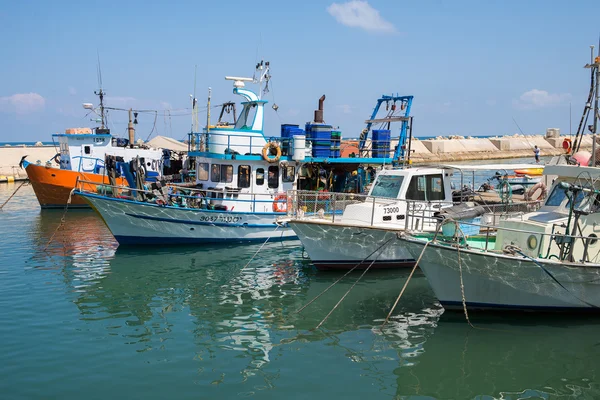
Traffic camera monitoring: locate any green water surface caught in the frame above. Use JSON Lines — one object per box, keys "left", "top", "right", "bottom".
{"left": 0, "top": 183, "right": 598, "bottom": 399}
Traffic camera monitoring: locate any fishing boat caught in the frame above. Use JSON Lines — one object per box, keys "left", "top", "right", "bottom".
{"left": 399, "top": 48, "right": 600, "bottom": 311}
{"left": 22, "top": 89, "right": 169, "bottom": 209}
{"left": 283, "top": 164, "right": 543, "bottom": 270}
{"left": 76, "top": 61, "right": 416, "bottom": 245}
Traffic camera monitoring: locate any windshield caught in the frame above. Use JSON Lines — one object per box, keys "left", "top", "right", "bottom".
{"left": 235, "top": 103, "right": 257, "bottom": 130}
{"left": 370, "top": 175, "right": 404, "bottom": 198}
{"left": 545, "top": 184, "right": 567, "bottom": 206}
{"left": 546, "top": 182, "right": 589, "bottom": 210}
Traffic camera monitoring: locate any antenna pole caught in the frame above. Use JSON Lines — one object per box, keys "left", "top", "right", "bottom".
{"left": 95, "top": 54, "right": 106, "bottom": 129}
{"left": 203, "top": 87, "right": 211, "bottom": 152}
{"left": 193, "top": 65, "right": 198, "bottom": 132}
{"left": 99, "top": 89, "right": 105, "bottom": 129}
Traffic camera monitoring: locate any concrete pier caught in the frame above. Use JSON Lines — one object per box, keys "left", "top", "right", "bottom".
{"left": 0, "top": 145, "right": 57, "bottom": 181}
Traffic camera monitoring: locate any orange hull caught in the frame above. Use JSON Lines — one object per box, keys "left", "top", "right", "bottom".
{"left": 25, "top": 162, "right": 123, "bottom": 208}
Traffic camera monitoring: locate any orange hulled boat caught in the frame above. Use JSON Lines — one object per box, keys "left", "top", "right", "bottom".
{"left": 22, "top": 159, "right": 125, "bottom": 208}
{"left": 23, "top": 126, "right": 164, "bottom": 208}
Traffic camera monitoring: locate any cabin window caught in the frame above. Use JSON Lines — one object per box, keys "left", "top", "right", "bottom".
{"left": 238, "top": 165, "right": 251, "bottom": 188}
{"left": 221, "top": 165, "right": 233, "bottom": 183}
{"left": 256, "top": 168, "right": 265, "bottom": 186}
{"left": 268, "top": 166, "right": 279, "bottom": 189}
{"left": 406, "top": 176, "right": 427, "bottom": 201}
{"left": 84, "top": 146, "right": 91, "bottom": 155}
{"left": 371, "top": 175, "right": 404, "bottom": 198}
{"left": 428, "top": 175, "right": 445, "bottom": 201}
{"left": 235, "top": 102, "right": 258, "bottom": 130}
{"left": 211, "top": 164, "right": 221, "bottom": 182}
{"left": 282, "top": 166, "right": 295, "bottom": 183}
{"left": 198, "top": 163, "right": 209, "bottom": 181}
{"left": 568, "top": 190, "right": 586, "bottom": 210}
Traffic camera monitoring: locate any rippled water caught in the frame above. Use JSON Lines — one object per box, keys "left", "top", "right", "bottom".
{"left": 2, "top": 183, "right": 600, "bottom": 399}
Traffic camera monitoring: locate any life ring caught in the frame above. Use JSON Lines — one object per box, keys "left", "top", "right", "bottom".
{"left": 525, "top": 182, "right": 547, "bottom": 201}
{"left": 563, "top": 138, "right": 572, "bottom": 153}
{"left": 272, "top": 193, "right": 288, "bottom": 212}
{"left": 262, "top": 142, "right": 282, "bottom": 163}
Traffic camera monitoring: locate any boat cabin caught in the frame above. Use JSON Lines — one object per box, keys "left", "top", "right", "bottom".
{"left": 336, "top": 167, "right": 454, "bottom": 227}
{"left": 53, "top": 129, "right": 164, "bottom": 178}
{"left": 496, "top": 164, "right": 600, "bottom": 262}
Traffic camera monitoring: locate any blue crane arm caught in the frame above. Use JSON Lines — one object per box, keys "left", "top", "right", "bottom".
{"left": 359, "top": 95, "right": 413, "bottom": 160}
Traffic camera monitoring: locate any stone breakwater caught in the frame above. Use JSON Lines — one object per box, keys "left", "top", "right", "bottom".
{"left": 400, "top": 134, "right": 593, "bottom": 163}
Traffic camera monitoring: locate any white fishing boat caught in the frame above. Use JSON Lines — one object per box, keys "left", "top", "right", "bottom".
{"left": 76, "top": 61, "right": 417, "bottom": 245}
{"left": 401, "top": 164, "right": 600, "bottom": 311}
{"left": 399, "top": 47, "right": 600, "bottom": 311}
{"left": 283, "top": 164, "right": 544, "bottom": 270}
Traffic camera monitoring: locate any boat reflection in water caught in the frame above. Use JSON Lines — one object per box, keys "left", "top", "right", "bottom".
{"left": 26, "top": 205, "right": 600, "bottom": 398}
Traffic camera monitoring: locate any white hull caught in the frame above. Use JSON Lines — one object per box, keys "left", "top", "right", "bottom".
{"left": 81, "top": 192, "right": 295, "bottom": 245}
{"left": 402, "top": 238, "right": 600, "bottom": 311}
{"left": 289, "top": 220, "right": 416, "bottom": 270}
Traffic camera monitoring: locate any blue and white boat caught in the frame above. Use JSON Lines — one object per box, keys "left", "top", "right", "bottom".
{"left": 77, "top": 61, "right": 415, "bottom": 245}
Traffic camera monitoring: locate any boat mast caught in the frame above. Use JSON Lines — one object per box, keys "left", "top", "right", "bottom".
{"left": 95, "top": 56, "right": 106, "bottom": 129}
{"left": 587, "top": 45, "right": 600, "bottom": 166}
{"left": 203, "top": 87, "right": 211, "bottom": 152}
{"left": 254, "top": 60, "right": 270, "bottom": 100}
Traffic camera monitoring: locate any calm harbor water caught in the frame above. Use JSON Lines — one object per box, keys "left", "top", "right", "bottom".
{"left": 1, "top": 181, "right": 599, "bottom": 399}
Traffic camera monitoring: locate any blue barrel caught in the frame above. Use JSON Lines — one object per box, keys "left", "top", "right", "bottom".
{"left": 310, "top": 124, "right": 332, "bottom": 157}
{"left": 372, "top": 129, "right": 391, "bottom": 158}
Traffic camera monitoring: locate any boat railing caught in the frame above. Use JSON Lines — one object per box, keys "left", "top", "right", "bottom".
{"left": 286, "top": 190, "right": 453, "bottom": 227}
{"left": 190, "top": 131, "right": 397, "bottom": 159}
{"left": 407, "top": 213, "right": 599, "bottom": 263}
{"left": 286, "top": 190, "right": 543, "bottom": 230}
{"left": 75, "top": 179, "right": 290, "bottom": 212}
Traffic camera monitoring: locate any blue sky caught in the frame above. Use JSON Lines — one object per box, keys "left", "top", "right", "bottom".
{"left": 1, "top": 0, "right": 599, "bottom": 142}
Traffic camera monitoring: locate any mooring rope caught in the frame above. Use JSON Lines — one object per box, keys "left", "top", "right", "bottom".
{"left": 239, "top": 224, "right": 281, "bottom": 271}
{"left": 315, "top": 240, "right": 391, "bottom": 329}
{"left": 43, "top": 188, "right": 75, "bottom": 253}
{"left": 0, "top": 181, "right": 28, "bottom": 211}
{"left": 380, "top": 230, "right": 439, "bottom": 328}
{"left": 294, "top": 237, "right": 395, "bottom": 315}
{"left": 456, "top": 240, "right": 476, "bottom": 328}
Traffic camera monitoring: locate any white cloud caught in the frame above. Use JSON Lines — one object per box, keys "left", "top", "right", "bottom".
{"left": 513, "top": 89, "right": 571, "bottom": 110}
{"left": 68, "top": 86, "right": 77, "bottom": 96}
{"left": 327, "top": 1, "right": 397, "bottom": 34}
{"left": 0, "top": 92, "right": 46, "bottom": 114}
